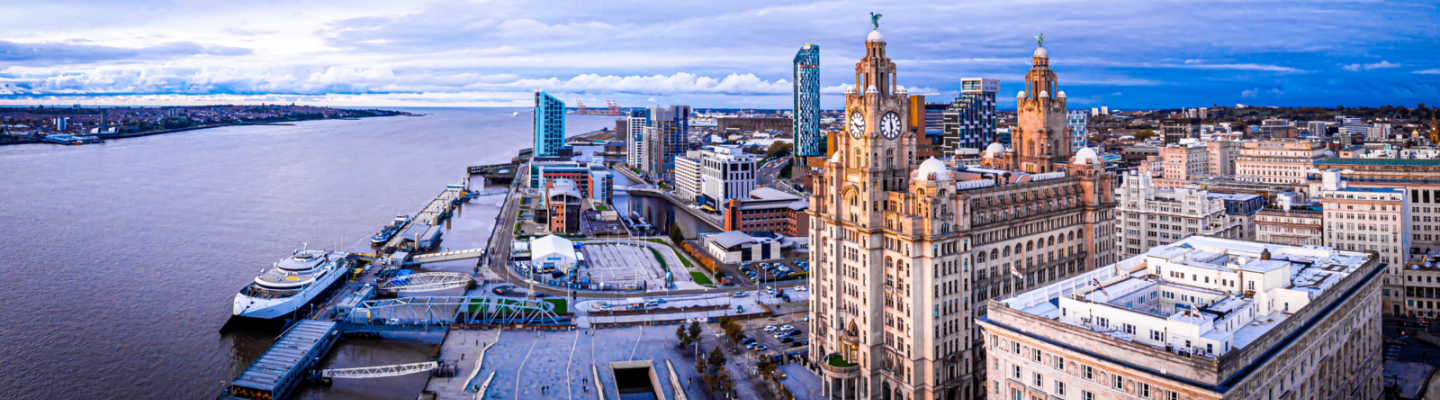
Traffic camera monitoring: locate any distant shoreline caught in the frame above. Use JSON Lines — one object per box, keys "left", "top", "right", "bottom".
{"left": 0, "top": 113, "right": 408, "bottom": 147}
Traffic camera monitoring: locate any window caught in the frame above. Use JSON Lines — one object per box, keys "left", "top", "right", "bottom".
{"left": 1032, "top": 349, "right": 1042, "bottom": 362}
{"left": 1139, "top": 382, "right": 1151, "bottom": 398}
{"left": 1113, "top": 375, "right": 1124, "bottom": 389}
{"left": 1013, "top": 342, "right": 1020, "bottom": 355}
{"left": 1054, "top": 355, "right": 1065, "bottom": 370}
{"left": 1033, "top": 372, "right": 1043, "bottom": 387}
{"left": 1083, "top": 391, "right": 1095, "bottom": 400}
{"left": 1013, "top": 365, "right": 1022, "bottom": 379}
{"left": 1055, "top": 381, "right": 1066, "bottom": 396}
{"left": 1082, "top": 365, "right": 1094, "bottom": 380}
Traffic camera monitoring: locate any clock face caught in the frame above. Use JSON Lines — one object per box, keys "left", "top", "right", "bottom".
{"left": 848, "top": 112, "right": 866, "bottom": 138}
{"left": 880, "top": 112, "right": 902, "bottom": 140}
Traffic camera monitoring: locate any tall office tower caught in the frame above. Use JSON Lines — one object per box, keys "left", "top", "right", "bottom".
{"left": 809, "top": 30, "right": 1116, "bottom": 400}
{"left": 533, "top": 91, "right": 566, "bottom": 157}
{"left": 980, "top": 237, "right": 1382, "bottom": 400}
{"left": 940, "top": 78, "right": 999, "bottom": 155}
{"left": 1100, "top": 106, "right": 1108, "bottom": 115}
{"left": 1066, "top": 110, "right": 1088, "bottom": 151}
{"left": 794, "top": 43, "right": 823, "bottom": 157}
{"left": 626, "top": 116, "right": 648, "bottom": 171}
{"left": 646, "top": 105, "right": 690, "bottom": 181}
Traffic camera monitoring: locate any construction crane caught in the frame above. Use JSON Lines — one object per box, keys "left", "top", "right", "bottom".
{"left": 606, "top": 98, "right": 621, "bottom": 115}
{"left": 574, "top": 98, "right": 587, "bottom": 114}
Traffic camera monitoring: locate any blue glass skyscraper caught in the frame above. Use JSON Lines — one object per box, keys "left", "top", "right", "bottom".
{"left": 533, "top": 90, "right": 566, "bottom": 157}
{"left": 792, "top": 43, "right": 822, "bottom": 157}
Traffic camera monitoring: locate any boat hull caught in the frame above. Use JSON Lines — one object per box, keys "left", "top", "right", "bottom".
{"left": 232, "top": 263, "right": 348, "bottom": 320}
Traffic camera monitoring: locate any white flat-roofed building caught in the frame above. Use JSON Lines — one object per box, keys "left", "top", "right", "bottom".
{"left": 979, "top": 236, "right": 1382, "bottom": 400}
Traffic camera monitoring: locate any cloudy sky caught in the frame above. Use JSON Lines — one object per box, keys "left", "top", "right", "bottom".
{"left": 1, "top": 0, "right": 1435, "bottom": 109}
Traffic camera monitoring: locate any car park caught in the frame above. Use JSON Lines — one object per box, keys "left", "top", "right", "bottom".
{"left": 781, "top": 325, "right": 793, "bottom": 331}
{"left": 764, "top": 325, "right": 777, "bottom": 332}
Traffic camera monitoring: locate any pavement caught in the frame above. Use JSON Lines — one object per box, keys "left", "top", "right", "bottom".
{"left": 425, "top": 326, "right": 710, "bottom": 400}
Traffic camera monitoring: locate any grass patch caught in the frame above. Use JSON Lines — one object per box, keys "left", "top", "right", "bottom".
{"left": 649, "top": 248, "right": 670, "bottom": 272}
{"left": 594, "top": 204, "right": 609, "bottom": 211}
{"left": 690, "top": 272, "right": 713, "bottom": 286}
{"left": 467, "top": 298, "right": 568, "bottom": 314}
{"left": 827, "top": 355, "right": 858, "bottom": 368}
{"left": 641, "top": 238, "right": 697, "bottom": 270}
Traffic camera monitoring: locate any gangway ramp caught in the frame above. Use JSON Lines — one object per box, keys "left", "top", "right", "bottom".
{"left": 318, "top": 361, "right": 439, "bottom": 379}
{"left": 222, "top": 320, "right": 340, "bottom": 400}
{"left": 411, "top": 248, "right": 485, "bottom": 264}
{"left": 378, "top": 272, "right": 473, "bottom": 293}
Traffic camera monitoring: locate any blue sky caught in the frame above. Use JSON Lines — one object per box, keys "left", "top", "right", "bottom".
{"left": 0, "top": 0, "right": 1435, "bottom": 109}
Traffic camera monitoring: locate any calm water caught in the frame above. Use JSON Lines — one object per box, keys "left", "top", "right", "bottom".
{"left": 0, "top": 108, "right": 616, "bottom": 400}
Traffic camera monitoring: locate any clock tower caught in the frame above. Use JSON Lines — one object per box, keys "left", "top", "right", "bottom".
{"left": 838, "top": 28, "right": 914, "bottom": 201}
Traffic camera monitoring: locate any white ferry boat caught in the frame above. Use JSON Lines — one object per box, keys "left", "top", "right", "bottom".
{"left": 232, "top": 245, "right": 351, "bottom": 320}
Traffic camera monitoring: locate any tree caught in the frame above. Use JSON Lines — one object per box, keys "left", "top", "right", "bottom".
{"left": 766, "top": 141, "right": 793, "bottom": 159}
{"left": 707, "top": 346, "right": 727, "bottom": 369}
{"left": 669, "top": 222, "right": 685, "bottom": 246}
{"left": 688, "top": 320, "right": 702, "bottom": 342}
{"left": 719, "top": 318, "right": 745, "bottom": 342}
{"left": 1133, "top": 129, "right": 1155, "bottom": 141}
{"left": 677, "top": 324, "right": 693, "bottom": 348}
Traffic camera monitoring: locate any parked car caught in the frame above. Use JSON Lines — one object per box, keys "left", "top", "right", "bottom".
{"left": 766, "top": 287, "right": 777, "bottom": 295}
{"left": 795, "top": 286, "right": 808, "bottom": 292}
{"left": 780, "top": 336, "right": 795, "bottom": 344}
{"left": 764, "top": 325, "right": 777, "bottom": 332}
{"left": 741, "top": 337, "right": 756, "bottom": 345}
{"left": 731, "top": 291, "right": 747, "bottom": 297}
{"left": 781, "top": 325, "right": 794, "bottom": 331}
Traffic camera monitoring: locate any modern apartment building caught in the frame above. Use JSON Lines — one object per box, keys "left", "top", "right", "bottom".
{"left": 674, "top": 151, "right": 703, "bottom": 203}
{"left": 646, "top": 105, "right": 691, "bottom": 181}
{"left": 1115, "top": 171, "right": 1247, "bottom": 258}
{"left": 1067, "top": 110, "right": 1088, "bottom": 152}
{"left": 1401, "top": 260, "right": 1440, "bottom": 320}
{"left": 1235, "top": 140, "right": 1326, "bottom": 191}
{"left": 940, "top": 78, "right": 999, "bottom": 154}
{"left": 794, "top": 43, "right": 824, "bottom": 157}
{"left": 980, "top": 236, "right": 1382, "bottom": 400}
{"left": 626, "top": 115, "right": 648, "bottom": 171}
{"left": 810, "top": 33, "right": 1116, "bottom": 400}
{"left": 533, "top": 91, "right": 567, "bottom": 157}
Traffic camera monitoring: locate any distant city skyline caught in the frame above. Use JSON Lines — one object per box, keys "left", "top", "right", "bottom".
{"left": 1, "top": 0, "right": 1435, "bottom": 108}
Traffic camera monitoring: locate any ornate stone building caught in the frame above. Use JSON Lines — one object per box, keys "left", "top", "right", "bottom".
{"left": 809, "top": 31, "right": 1118, "bottom": 400}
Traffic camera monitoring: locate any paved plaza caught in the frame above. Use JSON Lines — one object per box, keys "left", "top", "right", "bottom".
{"left": 428, "top": 326, "right": 710, "bottom": 400}
{"left": 579, "top": 243, "right": 670, "bottom": 290}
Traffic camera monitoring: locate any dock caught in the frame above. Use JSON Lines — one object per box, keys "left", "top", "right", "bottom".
{"left": 221, "top": 320, "right": 341, "bottom": 400}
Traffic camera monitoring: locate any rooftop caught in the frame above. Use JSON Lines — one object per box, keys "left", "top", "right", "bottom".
{"left": 1004, "top": 236, "right": 1370, "bottom": 359}
{"left": 1319, "top": 157, "right": 1440, "bottom": 166}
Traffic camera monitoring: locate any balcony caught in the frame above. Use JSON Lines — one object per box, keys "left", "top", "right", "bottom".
{"left": 821, "top": 354, "right": 862, "bottom": 377}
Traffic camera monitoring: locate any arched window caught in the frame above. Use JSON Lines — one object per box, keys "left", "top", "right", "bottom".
{"left": 1026, "top": 241, "right": 1034, "bottom": 251}
{"left": 1002, "top": 247, "right": 1010, "bottom": 257}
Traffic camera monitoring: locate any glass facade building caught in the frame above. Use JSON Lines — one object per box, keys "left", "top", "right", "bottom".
{"left": 648, "top": 105, "right": 690, "bottom": 181}
{"left": 793, "top": 43, "right": 823, "bottom": 157}
{"left": 1068, "top": 110, "right": 1089, "bottom": 151}
{"left": 940, "top": 78, "right": 999, "bottom": 155}
{"left": 533, "top": 91, "right": 567, "bottom": 157}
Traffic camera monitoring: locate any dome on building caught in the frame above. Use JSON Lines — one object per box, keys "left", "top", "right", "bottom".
{"left": 984, "top": 142, "right": 1005, "bottom": 158}
{"left": 1017, "top": 91, "right": 1026, "bottom": 98}
{"left": 1074, "top": 147, "right": 1100, "bottom": 165}
{"left": 916, "top": 157, "right": 950, "bottom": 180}
{"left": 866, "top": 85, "right": 879, "bottom": 93}
{"left": 1034, "top": 46, "right": 1048, "bottom": 58}
{"left": 896, "top": 85, "right": 907, "bottom": 94}
{"left": 867, "top": 29, "right": 885, "bottom": 43}
{"left": 1057, "top": 91, "right": 1067, "bottom": 98}
{"left": 1039, "top": 90, "right": 1050, "bottom": 98}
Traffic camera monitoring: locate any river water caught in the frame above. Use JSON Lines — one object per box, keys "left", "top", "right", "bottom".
{"left": 0, "top": 108, "right": 620, "bottom": 399}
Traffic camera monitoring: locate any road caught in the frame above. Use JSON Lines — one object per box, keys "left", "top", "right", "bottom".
{"left": 757, "top": 155, "right": 801, "bottom": 196}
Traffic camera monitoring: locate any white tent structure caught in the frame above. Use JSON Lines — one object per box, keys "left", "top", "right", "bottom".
{"left": 531, "top": 235, "right": 577, "bottom": 271}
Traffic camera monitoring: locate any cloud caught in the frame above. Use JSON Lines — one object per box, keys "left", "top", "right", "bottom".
{"left": 1412, "top": 69, "right": 1440, "bottom": 74}
{"left": 221, "top": 27, "right": 276, "bottom": 36}
{"left": 0, "top": 40, "right": 251, "bottom": 66}
{"left": 1171, "top": 62, "right": 1304, "bottom": 73}
{"left": 1343, "top": 61, "right": 1401, "bottom": 71}
{"left": 1111, "top": 92, "right": 1122, "bottom": 96}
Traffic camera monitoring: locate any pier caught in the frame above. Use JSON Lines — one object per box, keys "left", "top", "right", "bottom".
{"left": 222, "top": 320, "right": 341, "bottom": 400}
